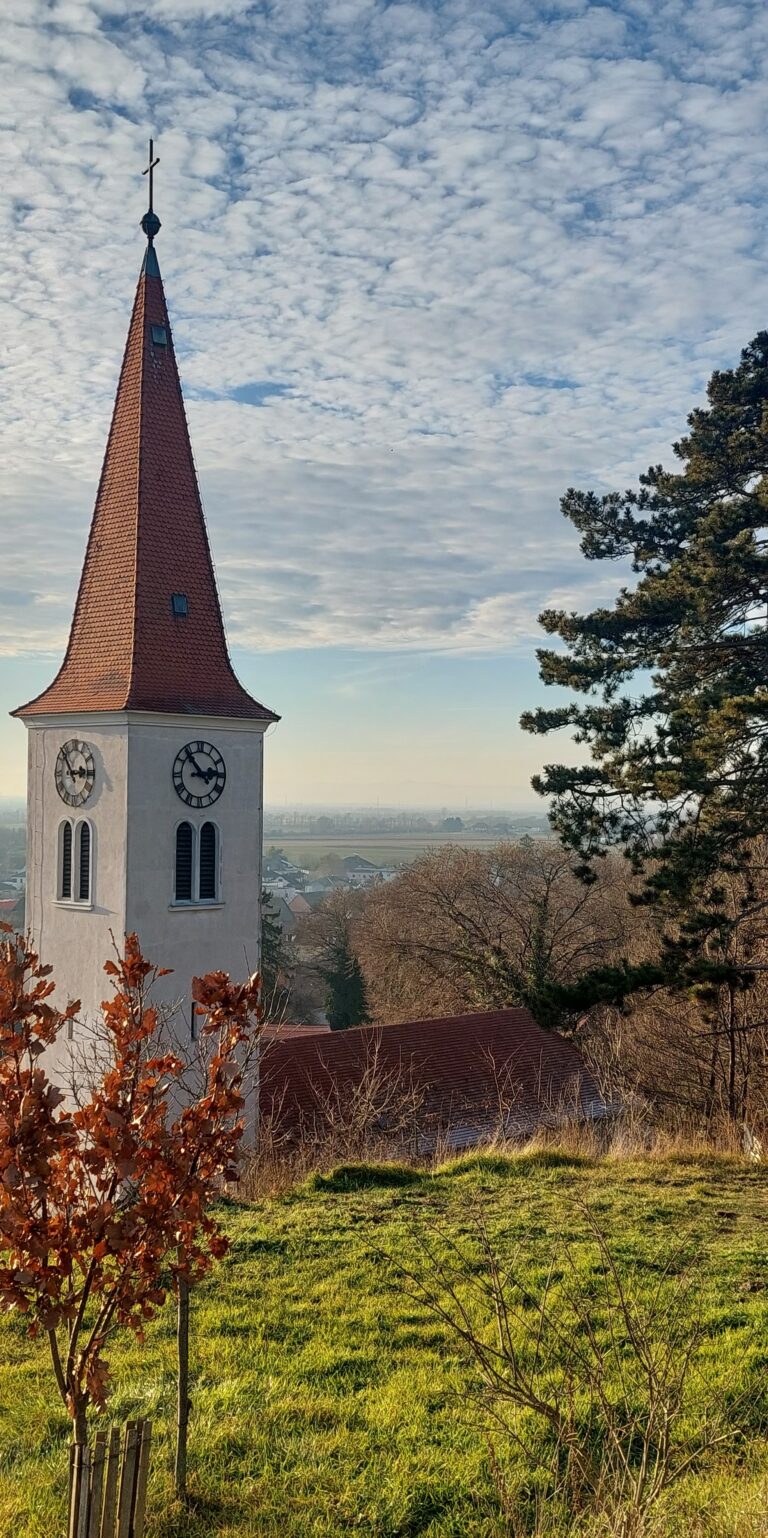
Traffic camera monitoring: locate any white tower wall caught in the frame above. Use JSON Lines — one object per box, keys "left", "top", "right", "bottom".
{"left": 24, "top": 710, "right": 266, "bottom": 1065}
{"left": 125, "top": 714, "right": 265, "bottom": 1027}
{"left": 26, "top": 718, "right": 129, "bottom": 1080}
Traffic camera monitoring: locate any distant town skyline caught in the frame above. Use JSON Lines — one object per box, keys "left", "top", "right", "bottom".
{"left": 2, "top": 1, "right": 768, "bottom": 804}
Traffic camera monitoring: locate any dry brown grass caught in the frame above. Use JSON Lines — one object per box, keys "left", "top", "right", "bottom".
{"left": 239, "top": 1095, "right": 757, "bottom": 1201}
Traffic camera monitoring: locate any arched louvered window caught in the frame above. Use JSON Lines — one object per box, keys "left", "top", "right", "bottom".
{"left": 59, "top": 821, "right": 73, "bottom": 900}
{"left": 175, "top": 822, "right": 193, "bottom": 902}
{"left": 57, "top": 820, "right": 92, "bottom": 904}
{"left": 77, "top": 822, "right": 91, "bottom": 902}
{"left": 198, "top": 822, "right": 218, "bottom": 901}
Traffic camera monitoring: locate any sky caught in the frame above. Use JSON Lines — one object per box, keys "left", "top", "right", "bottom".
{"left": 1, "top": 0, "right": 768, "bottom": 808}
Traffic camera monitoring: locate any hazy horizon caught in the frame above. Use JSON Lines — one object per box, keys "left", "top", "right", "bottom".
{"left": 0, "top": 793, "right": 548, "bottom": 818}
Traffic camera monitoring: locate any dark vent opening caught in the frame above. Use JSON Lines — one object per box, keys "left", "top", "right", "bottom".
{"left": 61, "top": 822, "right": 72, "bottom": 900}
{"left": 78, "top": 823, "right": 90, "bottom": 902}
{"left": 171, "top": 593, "right": 189, "bottom": 617}
{"left": 151, "top": 324, "right": 168, "bottom": 346}
{"left": 199, "top": 822, "right": 217, "bottom": 901}
{"left": 175, "top": 822, "right": 193, "bottom": 902}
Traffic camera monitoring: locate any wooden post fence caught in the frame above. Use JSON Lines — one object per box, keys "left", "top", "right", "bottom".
{"left": 68, "top": 1420, "right": 152, "bottom": 1538}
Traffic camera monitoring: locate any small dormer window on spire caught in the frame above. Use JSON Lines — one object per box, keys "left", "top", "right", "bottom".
{"left": 171, "top": 593, "right": 189, "bottom": 617}
{"left": 151, "top": 324, "right": 167, "bottom": 346}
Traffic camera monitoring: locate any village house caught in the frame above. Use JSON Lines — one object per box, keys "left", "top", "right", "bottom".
{"left": 263, "top": 891, "right": 298, "bottom": 939}
{"left": 263, "top": 853, "right": 306, "bottom": 888}
{"left": 341, "top": 854, "right": 380, "bottom": 885}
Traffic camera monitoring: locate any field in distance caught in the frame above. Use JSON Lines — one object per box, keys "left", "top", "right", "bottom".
{"left": 265, "top": 831, "right": 527, "bottom": 869}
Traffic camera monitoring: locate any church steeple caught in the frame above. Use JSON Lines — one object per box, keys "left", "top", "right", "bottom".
{"left": 15, "top": 152, "right": 277, "bottom": 723}
{"left": 17, "top": 147, "right": 274, "bottom": 1063}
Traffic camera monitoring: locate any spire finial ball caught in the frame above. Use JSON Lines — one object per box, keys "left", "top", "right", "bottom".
{"left": 141, "top": 209, "right": 161, "bottom": 242}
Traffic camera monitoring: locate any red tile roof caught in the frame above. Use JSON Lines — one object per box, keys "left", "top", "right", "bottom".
{"left": 15, "top": 246, "right": 278, "bottom": 721}
{"left": 262, "top": 1023, "right": 331, "bottom": 1039}
{"left": 260, "top": 1007, "right": 604, "bottom": 1142}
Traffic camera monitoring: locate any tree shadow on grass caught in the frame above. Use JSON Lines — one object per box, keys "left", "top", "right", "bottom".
{"left": 151, "top": 1483, "right": 241, "bottom": 1538}
{"left": 304, "top": 1163, "right": 424, "bottom": 1193}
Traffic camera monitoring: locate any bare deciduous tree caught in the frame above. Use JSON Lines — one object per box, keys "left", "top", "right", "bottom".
{"left": 357, "top": 842, "right": 635, "bottom": 1029}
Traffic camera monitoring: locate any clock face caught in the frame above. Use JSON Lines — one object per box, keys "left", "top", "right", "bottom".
{"left": 55, "top": 738, "right": 95, "bottom": 807}
{"left": 172, "top": 740, "right": 226, "bottom": 808}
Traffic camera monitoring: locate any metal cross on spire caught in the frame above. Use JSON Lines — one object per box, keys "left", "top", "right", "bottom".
{"left": 140, "top": 138, "right": 162, "bottom": 245}
{"left": 143, "top": 138, "right": 160, "bottom": 211}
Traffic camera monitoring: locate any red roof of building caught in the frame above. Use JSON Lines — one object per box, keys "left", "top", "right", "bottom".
{"left": 262, "top": 1022, "right": 332, "bottom": 1040}
{"left": 15, "top": 241, "right": 278, "bottom": 722}
{"left": 259, "top": 1007, "right": 604, "bottom": 1141}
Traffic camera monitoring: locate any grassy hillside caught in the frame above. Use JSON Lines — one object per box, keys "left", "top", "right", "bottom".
{"left": 0, "top": 1151, "right": 766, "bottom": 1537}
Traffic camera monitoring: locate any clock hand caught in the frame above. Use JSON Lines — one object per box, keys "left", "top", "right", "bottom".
{"left": 185, "top": 747, "right": 206, "bottom": 775}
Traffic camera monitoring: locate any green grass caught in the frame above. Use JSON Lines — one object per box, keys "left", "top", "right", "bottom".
{"left": 1, "top": 1152, "right": 767, "bottom": 1536}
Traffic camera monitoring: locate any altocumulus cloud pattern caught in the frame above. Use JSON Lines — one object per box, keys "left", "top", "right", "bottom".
{"left": 1, "top": 0, "right": 768, "bottom": 661}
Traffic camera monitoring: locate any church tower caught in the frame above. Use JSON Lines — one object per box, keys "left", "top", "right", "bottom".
{"left": 14, "top": 157, "right": 278, "bottom": 1057}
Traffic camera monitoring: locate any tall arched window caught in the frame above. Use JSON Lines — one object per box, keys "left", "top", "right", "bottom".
{"left": 77, "top": 822, "right": 91, "bottom": 903}
{"left": 59, "top": 820, "right": 73, "bottom": 900}
{"left": 173, "top": 822, "right": 221, "bottom": 903}
{"left": 57, "top": 820, "right": 92, "bottom": 903}
{"left": 175, "top": 822, "right": 194, "bottom": 902}
{"left": 198, "top": 822, "right": 218, "bottom": 901}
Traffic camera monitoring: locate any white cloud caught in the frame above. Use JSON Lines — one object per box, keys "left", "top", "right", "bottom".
{"left": 1, "top": 0, "right": 768, "bottom": 667}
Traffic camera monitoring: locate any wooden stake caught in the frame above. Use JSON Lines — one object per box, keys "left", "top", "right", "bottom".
{"left": 131, "top": 1422, "right": 152, "bottom": 1538}
{"left": 68, "top": 1442, "right": 84, "bottom": 1538}
{"left": 100, "top": 1426, "right": 121, "bottom": 1538}
{"left": 76, "top": 1446, "right": 92, "bottom": 1538}
{"left": 116, "top": 1421, "right": 139, "bottom": 1538}
{"left": 175, "top": 1275, "right": 190, "bottom": 1499}
{"left": 87, "top": 1432, "right": 107, "bottom": 1538}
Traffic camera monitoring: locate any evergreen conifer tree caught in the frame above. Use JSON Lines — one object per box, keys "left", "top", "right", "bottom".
{"left": 522, "top": 333, "right": 768, "bottom": 991}
{"left": 321, "top": 933, "right": 370, "bottom": 1030}
{"left": 261, "top": 890, "right": 292, "bottom": 1016}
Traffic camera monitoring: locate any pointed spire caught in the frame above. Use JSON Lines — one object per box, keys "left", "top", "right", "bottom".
{"left": 15, "top": 154, "right": 277, "bottom": 724}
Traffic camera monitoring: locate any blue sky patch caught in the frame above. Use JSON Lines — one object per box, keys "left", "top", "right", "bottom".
{"left": 229, "top": 382, "right": 291, "bottom": 407}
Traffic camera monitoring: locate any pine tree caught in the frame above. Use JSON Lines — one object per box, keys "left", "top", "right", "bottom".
{"left": 320, "top": 933, "right": 370, "bottom": 1031}
{"left": 522, "top": 333, "right": 768, "bottom": 987}
{"left": 261, "top": 890, "right": 292, "bottom": 1018}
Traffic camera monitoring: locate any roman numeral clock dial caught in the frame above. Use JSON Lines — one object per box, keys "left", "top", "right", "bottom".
{"left": 54, "top": 738, "right": 95, "bottom": 807}
{"left": 172, "top": 741, "right": 226, "bottom": 808}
